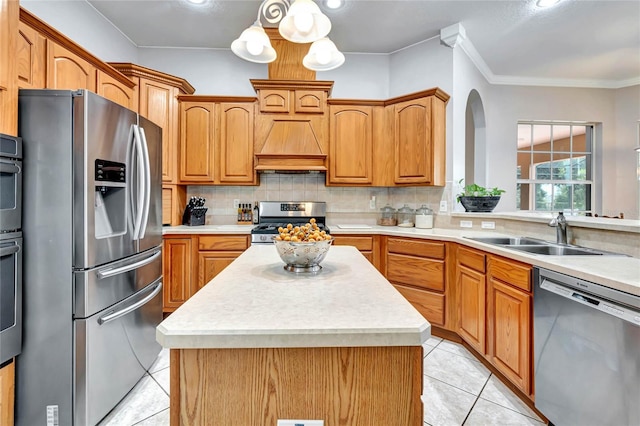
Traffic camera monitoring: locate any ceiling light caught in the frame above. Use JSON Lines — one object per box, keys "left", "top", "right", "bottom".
{"left": 325, "top": 0, "right": 344, "bottom": 10}
{"left": 185, "top": 0, "right": 207, "bottom": 4}
{"left": 232, "top": 0, "right": 344, "bottom": 71}
{"left": 536, "top": 0, "right": 561, "bottom": 8}
{"left": 303, "top": 37, "right": 345, "bottom": 71}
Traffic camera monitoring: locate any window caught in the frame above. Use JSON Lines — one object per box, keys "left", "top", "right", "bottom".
{"left": 517, "top": 122, "right": 594, "bottom": 214}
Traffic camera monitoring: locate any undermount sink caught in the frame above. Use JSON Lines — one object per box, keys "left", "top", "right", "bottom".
{"left": 507, "top": 245, "right": 606, "bottom": 256}
{"left": 467, "top": 236, "right": 625, "bottom": 256}
{"left": 466, "top": 236, "right": 545, "bottom": 246}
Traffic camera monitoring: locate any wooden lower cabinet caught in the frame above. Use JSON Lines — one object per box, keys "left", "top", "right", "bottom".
{"left": 0, "top": 360, "right": 15, "bottom": 426}
{"left": 384, "top": 237, "right": 447, "bottom": 327}
{"left": 163, "top": 234, "right": 249, "bottom": 312}
{"left": 163, "top": 236, "right": 194, "bottom": 312}
{"left": 332, "top": 234, "right": 380, "bottom": 271}
{"left": 456, "top": 246, "right": 487, "bottom": 355}
{"left": 486, "top": 255, "right": 532, "bottom": 396}
{"left": 197, "top": 235, "right": 249, "bottom": 291}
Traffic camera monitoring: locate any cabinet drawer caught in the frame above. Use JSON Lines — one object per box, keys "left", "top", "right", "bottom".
{"left": 387, "top": 238, "right": 445, "bottom": 259}
{"left": 294, "top": 90, "right": 325, "bottom": 113}
{"left": 259, "top": 89, "right": 289, "bottom": 113}
{"left": 332, "top": 235, "right": 373, "bottom": 251}
{"left": 198, "top": 235, "right": 249, "bottom": 251}
{"left": 394, "top": 284, "right": 445, "bottom": 326}
{"left": 387, "top": 253, "right": 444, "bottom": 292}
{"left": 488, "top": 256, "right": 531, "bottom": 292}
{"left": 457, "top": 246, "right": 486, "bottom": 273}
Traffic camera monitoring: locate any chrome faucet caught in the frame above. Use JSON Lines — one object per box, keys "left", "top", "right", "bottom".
{"left": 548, "top": 212, "right": 568, "bottom": 244}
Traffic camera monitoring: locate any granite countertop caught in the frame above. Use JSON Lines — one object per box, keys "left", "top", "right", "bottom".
{"left": 163, "top": 224, "right": 640, "bottom": 296}
{"left": 157, "top": 245, "right": 431, "bottom": 349}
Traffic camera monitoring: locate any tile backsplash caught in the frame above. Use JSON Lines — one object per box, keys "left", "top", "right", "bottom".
{"left": 187, "top": 173, "right": 451, "bottom": 225}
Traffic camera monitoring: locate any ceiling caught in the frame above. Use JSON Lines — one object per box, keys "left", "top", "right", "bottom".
{"left": 86, "top": 0, "right": 640, "bottom": 87}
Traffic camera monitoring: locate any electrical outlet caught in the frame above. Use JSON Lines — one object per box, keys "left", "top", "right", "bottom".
{"left": 277, "top": 421, "right": 324, "bottom": 426}
{"left": 481, "top": 221, "right": 496, "bottom": 229}
{"left": 369, "top": 195, "right": 376, "bottom": 209}
{"left": 460, "top": 220, "right": 473, "bottom": 228}
{"left": 233, "top": 199, "right": 240, "bottom": 208}
{"left": 439, "top": 200, "right": 447, "bottom": 212}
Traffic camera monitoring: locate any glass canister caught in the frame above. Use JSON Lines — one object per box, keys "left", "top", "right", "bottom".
{"left": 415, "top": 204, "right": 434, "bottom": 229}
{"left": 377, "top": 204, "right": 397, "bottom": 226}
{"left": 397, "top": 204, "right": 415, "bottom": 227}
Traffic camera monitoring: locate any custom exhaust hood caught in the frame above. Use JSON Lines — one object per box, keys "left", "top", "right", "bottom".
{"left": 250, "top": 31, "right": 333, "bottom": 173}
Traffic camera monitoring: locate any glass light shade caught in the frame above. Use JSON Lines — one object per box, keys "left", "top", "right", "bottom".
{"left": 231, "top": 24, "right": 277, "bottom": 63}
{"left": 279, "top": 0, "right": 331, "bottom": 43}
{"left": 303, "top": 37, "right": 345, "bottom": 71}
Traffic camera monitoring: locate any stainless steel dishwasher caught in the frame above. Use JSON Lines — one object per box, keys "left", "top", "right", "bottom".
{"left": 534, "top": 268, "right": 640, "bottom": 426}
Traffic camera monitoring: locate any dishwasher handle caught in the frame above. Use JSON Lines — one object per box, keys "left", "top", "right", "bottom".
{"left": 540, "top": 278, "right": 640, "bottom": 326}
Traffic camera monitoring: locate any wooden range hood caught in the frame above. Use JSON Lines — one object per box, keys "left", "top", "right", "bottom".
{"left": 252, "top": 29, "right": 333, "bottom": 172}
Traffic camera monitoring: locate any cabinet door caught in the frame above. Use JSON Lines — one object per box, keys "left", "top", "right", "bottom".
{"left": 197, "top": 252, "right": 241, "bottom": 292}
{"left": 0, "top": 361, "right": 15, "bottom": 426}
{"left": 16, "top": 21, "right": 46, "bottom": 89}
{"left": 46, "top": 40, "right": 96, "bottom": 91}
{"left": 163, "top": 237, "right": 193, "bottom": 312}
{"left": 179, "top": 101, "right": 216, "bottom": 182}
{"left": 457, "top": 265, "right": 486, "bottom": 354}
{"left": 0, "top": 0, "right": 18, "bottom": 135}
{"left": 139, "top": 79, "right": 178, "bottom": 183}
{"left": 219, "top": 102, "right": 255, "bottom": 184}
{"left": 96, "top": 70, "right": 134, "bottom": 110}
{"left": 162, "top": 185, "right": 186, "bottom": 226}
{"left": 393, "top": 98, "right": 432, "bottom": 184}
{"left": 487, "top": 277, "right": 531, "bottom": 394}
{"left": 328, "top": 105, "right": 373, "bottom": 184}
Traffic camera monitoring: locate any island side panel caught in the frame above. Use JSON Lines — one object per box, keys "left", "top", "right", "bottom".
{"left": 171, "top": 346, "right": 423, "bottom": 426}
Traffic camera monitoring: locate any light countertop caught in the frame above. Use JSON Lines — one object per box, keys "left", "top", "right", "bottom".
{"left": 157, "top": 245, "right": 431, "bottom": 349}
{"left": 163, "top": 224, "right": 640, "bottom": 296}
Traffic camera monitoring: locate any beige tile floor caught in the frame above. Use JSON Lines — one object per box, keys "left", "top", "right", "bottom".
{"left": 99, "top": 337, "right": 546, "bottom": 426}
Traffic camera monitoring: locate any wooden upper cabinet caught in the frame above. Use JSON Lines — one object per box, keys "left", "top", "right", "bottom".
{"left": 328, "top": 105, "right": 374, "bottom": 184}
{"left": 96, "top": 70, "right": 134, "bottom": 110}
{"left": 0, "top": 0, "right": 18, "bottom": 135}
{"left": 294, "top": 89, "right": 325, "bottom": 113}
{"left": 46, "top": 40, "right": 96, "bottom": 91}
{"left": 180, "top": 101, "right": 216, "bottom": 182}
{"left": 16, "top": 20, "right": 46, "bottom": 89}
{"left": 219, "top": 102, "right": 256, "bottom": 184}
{"left": 259, "top": 89, "right": 289, "bottom": 113}
{"left": 393, "top": 97, "right": 432, "bottom": 184}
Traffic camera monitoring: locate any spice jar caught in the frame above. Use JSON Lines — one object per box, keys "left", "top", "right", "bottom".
{"left": 377, "top": 204, "right": 397, "bottom": 226}
{"left": 397, "top": 204, "right": 415, "bottom": 227}
{"left": 415, "top": 204, "right": 434, "bottom": 229}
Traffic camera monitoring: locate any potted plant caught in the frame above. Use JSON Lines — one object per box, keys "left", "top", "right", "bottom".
{"left": 456, "top": 180, "right": 505, "bottom": 212}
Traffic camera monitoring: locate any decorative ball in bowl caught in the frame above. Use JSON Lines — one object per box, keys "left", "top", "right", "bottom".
{"left": 273, "top": 219, "right": 332, "bottom": 273}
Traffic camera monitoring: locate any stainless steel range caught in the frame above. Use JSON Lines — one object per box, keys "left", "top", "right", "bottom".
{"left": 251, "top": 201, "right": 329, "bottom": 245}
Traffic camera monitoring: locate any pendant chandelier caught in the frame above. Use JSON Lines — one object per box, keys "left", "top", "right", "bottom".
{"left": 231, "top": 0, "right": 345, "bottom": 71}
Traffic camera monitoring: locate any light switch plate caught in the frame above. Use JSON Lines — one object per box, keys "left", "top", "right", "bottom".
{"left": 233, "top": 199, "right": 240, "bottom": 208}
{"left": 460, "top": 220, "right": 473, "bottom": 228}
{"left": 277, "top": 421, "right": 324, "bottom": 426}
{"left": 481, "top": 221, "right": 496, "bottom": 229}
{"left": 439, "top": 200, "right": 447, "bottom": 212}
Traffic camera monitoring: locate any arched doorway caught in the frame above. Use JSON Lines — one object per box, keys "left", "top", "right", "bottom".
{"left": 465, "top": 89, "right": 487, "bottom": 186}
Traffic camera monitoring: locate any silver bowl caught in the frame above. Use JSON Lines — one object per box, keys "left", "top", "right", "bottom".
{"left": 273, "top": 238, "right": 333, "bottom": 273}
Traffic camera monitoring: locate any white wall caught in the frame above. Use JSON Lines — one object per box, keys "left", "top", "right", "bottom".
{"left": 613, "top": 85, "right": 640, "bottom": 219}
{"left": 21, "top": 0, "right": 138, "bottom": 62}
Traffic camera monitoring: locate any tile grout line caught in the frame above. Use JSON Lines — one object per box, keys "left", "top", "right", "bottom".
{"left": 148, "top": 367, "right": 170, "bottom": 397}
{"left": 460, "top": 373, "right": 493, "bottom": 425}
{"left": 130, "top": 408, "right": 170, "bottom": 426}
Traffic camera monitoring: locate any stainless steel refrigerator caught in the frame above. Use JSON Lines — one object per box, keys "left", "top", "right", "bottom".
{"left": 16, "top": 90, "right": 163, "bottom": 426}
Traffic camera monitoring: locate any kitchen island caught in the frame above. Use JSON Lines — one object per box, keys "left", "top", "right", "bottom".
{"left": 157, "top": 245, "right": 430, "bottom": 426}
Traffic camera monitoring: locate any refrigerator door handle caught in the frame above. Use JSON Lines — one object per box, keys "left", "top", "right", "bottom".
{"left": 137, "top": 126, "right": 151, "bottom": 239}
{"left": 98, "top": 281, "right": 162, "bottom": 325}
{"left": 0, "top": 244, "right": 20, "bottom": 256}
{"left": 131, "top": 125, "right": 146, "bottom": 241}
{"left": 96, "top": 249, "right": 161, "bottom": 279}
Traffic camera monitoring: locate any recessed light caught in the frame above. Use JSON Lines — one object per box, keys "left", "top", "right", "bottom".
{"left": 536, "top": 0, "right": 561, "bottom": 8}
{"left": 325, "top": 0, "right": 344, "bottom": 10}
{"left": 185, "top": 0, "right": 207, "bottom": 4}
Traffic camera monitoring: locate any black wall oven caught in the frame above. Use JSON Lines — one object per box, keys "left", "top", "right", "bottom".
{"left": 0, "top": 133, "right": 22, "bottom": 366}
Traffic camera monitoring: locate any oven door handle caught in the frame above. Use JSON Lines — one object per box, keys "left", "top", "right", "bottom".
{"left": 0, "top": 245, "right": 20, "bottom": 256}
{"left": 97, "top": 249, "right": 161, "bottom": 279}
{"left": 0, "top": 161, "right": 20, "bottom": 174}
{"left": 98, "top": 281, "right": 162, "bottom": 325}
